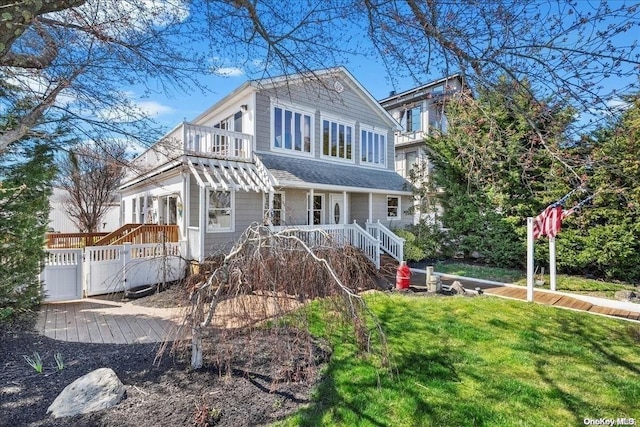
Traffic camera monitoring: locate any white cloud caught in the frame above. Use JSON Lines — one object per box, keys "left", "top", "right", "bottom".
{"left": 134, "top": 100, "right": 174, "bottom": 116}
{"left": 215, "top": 67, "right": 245, "bottom": 77}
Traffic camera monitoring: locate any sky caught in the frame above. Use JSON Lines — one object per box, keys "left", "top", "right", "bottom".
{"left": 124, "top": 1, "right": 640, "bottom": 135}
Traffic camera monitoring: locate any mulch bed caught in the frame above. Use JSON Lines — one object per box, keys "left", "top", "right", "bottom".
{"left": 0, "top": 286, "right": 329, "bottom": 427}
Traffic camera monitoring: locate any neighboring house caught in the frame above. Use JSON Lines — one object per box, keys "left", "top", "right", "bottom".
{"left": 119, "top": 67, "right": 414, "bottom": 263}
{"left": 379, "top": 74, "right": 465, "bottom": 223}
{"left": 48, "top": 187, "right": 120, "bottom": 232}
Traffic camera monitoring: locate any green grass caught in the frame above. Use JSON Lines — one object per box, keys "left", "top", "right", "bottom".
{"left": 435, "top": 262, "right": 637, "bottom": 298}
{"left": 280, "top": 294, "right": 640, "bottom": 426}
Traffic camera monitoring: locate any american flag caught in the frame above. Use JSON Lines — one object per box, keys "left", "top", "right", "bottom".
{"left": 532, "top": 205, "right": 563, "bottom": 239}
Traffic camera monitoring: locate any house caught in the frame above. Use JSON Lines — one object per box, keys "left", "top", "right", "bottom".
{"left": 48, "top": 187, "right": 120, "bottom": 233}
{"left": 379, "top": 74, "right": 465, "bottom": 223}
{"left": 119, "top": 67, "right": 414, "bottom": 265}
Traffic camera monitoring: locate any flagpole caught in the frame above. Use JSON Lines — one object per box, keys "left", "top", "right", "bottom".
{"left": 527, "top": 217, "right": 534, "bottom": 302}
{"left": 549, "top": 236, "right": 557, "bottom": 291}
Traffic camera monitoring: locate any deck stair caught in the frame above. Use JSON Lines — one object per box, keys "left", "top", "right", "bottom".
{"left": 93, "top": 223, "right": 143, "bottom": 246}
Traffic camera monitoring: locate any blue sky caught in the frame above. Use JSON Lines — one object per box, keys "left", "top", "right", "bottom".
{"left": 131, "top": 1, "right": 639, "bottom": 134}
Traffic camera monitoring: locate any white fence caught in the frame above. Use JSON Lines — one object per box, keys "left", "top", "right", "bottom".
{"left": 41, "top": 242, "right": 187, "bottom": 301}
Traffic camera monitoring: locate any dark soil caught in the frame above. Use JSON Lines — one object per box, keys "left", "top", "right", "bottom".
{"left": 0, "top": 287, "right": 329, "bottom": 427}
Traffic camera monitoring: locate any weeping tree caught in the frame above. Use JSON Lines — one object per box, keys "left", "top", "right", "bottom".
{"left": 165, "top": 223, "right": 388, "bottom": 373}
{"left": 57, "top": 142, "right": 128, "bottom": 232}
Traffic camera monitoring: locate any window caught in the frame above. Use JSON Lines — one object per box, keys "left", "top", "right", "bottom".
{"left": 405, "top": 105, "right": 422, "bottom": 132}
{"left": 307, "top": 194, "right": 324, "bottom": 225}
{"left": 207, "top": 190, "right": 233, "bottom": 232}
{"left": 322, "top": 119, "right": 353, "bottom": 160}
{"left": 273, "top": 106, "right": 312, "bottom": 153}
{"left": 387, "top": 196, "right": 400, "bottom": 219}
{"left": 263, "top": 192, "right": 284, "bottom": 226}
{"left": 360, "top": 128, "right": 387, "bottom": 166}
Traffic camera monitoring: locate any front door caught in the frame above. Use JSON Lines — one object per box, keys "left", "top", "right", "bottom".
{"left": 329, "top": 194, "right": 345, "bottom": 225}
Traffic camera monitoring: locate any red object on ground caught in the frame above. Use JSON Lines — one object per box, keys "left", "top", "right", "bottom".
{"left": 396, "top": 262, "right": 411, "bottom": 289}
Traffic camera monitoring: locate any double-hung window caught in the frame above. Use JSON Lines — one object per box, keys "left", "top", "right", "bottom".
{"left": 263, "top": 192, "right": 284, "bottom": 226}
{"left": 322, "top": 118, "right": 353, "bottom": 161}
{"left": 207, "top": 190, "right": 233, "bottom": 232}
{"left": 387, "top": 196, "right": 400, "bottom": 219}
{"left": 360, "top": 127, "right": 387, "bottom": 166}
{"left": 273, "top": 106, "right": 312, "bottom": 153}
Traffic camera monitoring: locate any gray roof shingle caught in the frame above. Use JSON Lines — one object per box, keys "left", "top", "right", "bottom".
{"left": 257, "top": 153, "right": 413, "bottom": 193}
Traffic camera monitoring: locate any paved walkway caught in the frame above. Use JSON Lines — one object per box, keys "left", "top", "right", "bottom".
{"left": 35, "top": 299, "right": 184, "bottom": 344}
{"left": 409, "top": 270, "right": 640, "bottom": 322}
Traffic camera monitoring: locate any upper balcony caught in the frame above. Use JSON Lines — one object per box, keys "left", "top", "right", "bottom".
{"left": 130, "top": 122, "right": 254, "bottom": 173}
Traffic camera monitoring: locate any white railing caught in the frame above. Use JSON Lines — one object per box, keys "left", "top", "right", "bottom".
{"left": 182, "top": 123, "right": 253, "bottom": 161}
{"left": 366, "top": 220, "right": 405, "bottom": 262}
{"left": 270, "top": 223, "right": 380, "bottom": 269}
{"left": 345, "top": 222, "right": 380, "bottom": 269}
{"left": 42, "top": 242, "right": 187, "bottom": 299}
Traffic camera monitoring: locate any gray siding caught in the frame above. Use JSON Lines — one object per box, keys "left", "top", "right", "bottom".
{"left": 202, "top": 190, "right": 263, "bottom": 253}
{"left": 281, "top": 189, "right": 308, "bottom": 225}
{"left": 255, "top": 92, "right": 271, "bottom": 152}
{"left": 188, "top": 175, "right": 199, "bottom": 227}
{"left": 255, "top": 72, "right": 396, "bottom": 172}
{"left": 350, "top": 193, "right": 370, "bottom": 224}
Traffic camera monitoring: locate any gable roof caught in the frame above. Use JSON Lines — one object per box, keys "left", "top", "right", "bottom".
{"left": 256, "top": 152, "right": 413, "bottom": 194}
{"left": 193, "top": 67, "right": 399, "bottom": 129}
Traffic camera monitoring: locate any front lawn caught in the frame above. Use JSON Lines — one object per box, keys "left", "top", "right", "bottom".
{"left": 435, "top": 262, "right": 637, "bottom": 298}
{"left": 283, "top": 294, "right": 640, "bottom": 426}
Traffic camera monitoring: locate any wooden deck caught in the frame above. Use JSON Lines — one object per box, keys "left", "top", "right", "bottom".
{"left": 35, "top": 299, "right": 185, "bottom": 344}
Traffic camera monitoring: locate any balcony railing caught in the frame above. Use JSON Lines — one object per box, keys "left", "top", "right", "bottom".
{"left": 179, "top": 122, "right": 253, "bottom": 161}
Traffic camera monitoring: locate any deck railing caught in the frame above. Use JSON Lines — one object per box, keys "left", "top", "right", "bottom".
{"left": 93, "top": 223, "right": 142, "bottom": 246}
{"left": 270, "top": 222, "right": 381, "bottom": 269}
{"left": 45, "top": 232, "right": 108, "bottom": 248}
{"left": 110, "top": 225, "right": 179, "bottom": 245}
{"left": 366, "top": 220, "right": 405, "bottom": 262}
{"left": 181, "top": 123, "right": 253, "bottom": 161}
{"left": 46, "top": 225, "right": 179, "bottom": 248}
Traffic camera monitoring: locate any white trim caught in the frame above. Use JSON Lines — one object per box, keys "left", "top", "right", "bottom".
{"left": 319, "top": 114, "right": 356, "bottom": 163}
{"left": 359, "top": 124, "right": 388, "bottom": 168}
{"left": 263, "top": 191, "right": 285, "bottom": 226}
{"left": 270, "top": 102, "right": 315, "bottom": 157}
{"left": 387, "top": 195, "right": 401, "bottom": 220}
{"left": 206, "top": 189, "right": 235, "bottom": 233}
{"left": 307, "top": 191, "right": 325, "bottom": 225}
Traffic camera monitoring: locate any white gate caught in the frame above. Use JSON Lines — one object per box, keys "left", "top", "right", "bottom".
{"left": 85, "top": 245, "right": 125, "bottom": 296}
{"left": 41, "top": 249, "right": 83, "bottom": 302}
{"left": 42, "top": 242, "right": 187, "bottom": 299}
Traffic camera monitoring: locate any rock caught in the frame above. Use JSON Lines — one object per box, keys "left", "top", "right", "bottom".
{"left": 47, "top": 368, "right": 125, "bottom": 418}
{"left": 615, "top": 290, "right": 638, "bottom": 302}
{"left": 449, "top": 280, "right": 466, "bottom": 295}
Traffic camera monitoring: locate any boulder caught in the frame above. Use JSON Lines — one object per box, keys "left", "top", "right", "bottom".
{"left": 47, "top": 368, "right": 125, "bottom": 418}
{"left": 615, "top": 290, "right": 638, "bottom": 302}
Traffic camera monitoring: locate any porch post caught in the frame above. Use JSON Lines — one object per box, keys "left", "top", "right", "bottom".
{"left": 199, "top": 186, "right": 206, "bottom": 262}
{"left": 308, "top": 188, "right": 314, "bottom": 225}
{"left": 368, "top": 192, "right": 373, "bottom": 223}
{"left": 143, "top": 194, "right": 149, "bottom": 224}
{"left": 342, "top": 191, "right": 348, "bottom": 224}
{"left": 183, "top": 172, "right": 190, "bottom": 240}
